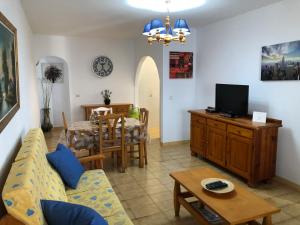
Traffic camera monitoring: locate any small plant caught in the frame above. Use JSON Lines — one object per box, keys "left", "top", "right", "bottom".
{"left": 101, "top": 89, "right": 112, "bottom": 105}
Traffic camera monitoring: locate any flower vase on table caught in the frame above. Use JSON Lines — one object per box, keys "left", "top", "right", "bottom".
{"left": 104, "top": 98, "right": 111, "bottom": 105}
{"left": 101, "top": 89, "right": 112, "bottom": 106}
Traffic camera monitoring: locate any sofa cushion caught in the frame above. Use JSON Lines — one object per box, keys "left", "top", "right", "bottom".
{"left": 66, "top": 170, "right": 111, "bottom": 195}
{"left": 15, "top": 128, "right": 48, "bottom": 162}
{"left": 2, "top": 158, "right": 67, "bottom": 225}
{"left": 46, "top": 144, "right": 84, "bottom": 189}
{"left": 68, "top": 187, "right": 134, "bottom": 225}
{"left": 41, "top": 200, "right": 108, "bottom": 225}
{"left": 68, "top": 187, "right": 124, "bottom": 218}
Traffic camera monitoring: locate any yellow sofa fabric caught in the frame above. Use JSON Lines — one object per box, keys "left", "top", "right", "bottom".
{"left": 15, "top": 128, "right": 48, "bottom": 162}
{"left": 66, "top": 170, "right": 134, "bottom": 225}
{"left": 65, "top": 169, "right": 111, "bottom": 195}
{"left": 2, "top": 158, "right": 67, "bottom": 225}
{"left": 2, "top": 128, "right": 134, "bottom": 225}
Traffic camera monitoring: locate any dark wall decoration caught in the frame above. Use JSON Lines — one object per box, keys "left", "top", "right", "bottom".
{"left": 169, "top": 52, "right": 193, "bottom": 79}
{"left": 0, "top": 12, "right": 19, "bottom": 133}
{"left": 261, "top": 40, "right": 300, "bottom": 81}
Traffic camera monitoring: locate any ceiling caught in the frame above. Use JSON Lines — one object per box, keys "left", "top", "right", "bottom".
{"left": 21, "top": 0, "right": 283, "bottom": 38}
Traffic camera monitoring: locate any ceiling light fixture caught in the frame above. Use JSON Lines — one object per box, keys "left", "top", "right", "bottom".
{"left": 141, "top": 0, "right": 193, "bottom": 46}
{"left": 127, "top": 0, "right": 205, "bottom": 13}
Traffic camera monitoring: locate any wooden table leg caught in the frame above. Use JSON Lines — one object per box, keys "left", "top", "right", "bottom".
{"left": 262, "top": 216, "right": 272, "bottom": 225}
{"left": 174, "top": 181, "right": 181, "bottom": 216}
{"left": 130, "top": 145, "right": 134, "bottom": 158}
{"left": 121, "top": 147, "right": 126, "bottom": 173}
{"left": 139, "top": 142, "right": 145, "bottom": 168}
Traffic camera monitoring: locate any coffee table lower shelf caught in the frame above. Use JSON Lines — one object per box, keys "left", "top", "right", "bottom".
{"left": 177, "top": 193, "right": 267, "bottom": 225}
{"left": 177, "top": 192, "right": 225, "bottom": 225}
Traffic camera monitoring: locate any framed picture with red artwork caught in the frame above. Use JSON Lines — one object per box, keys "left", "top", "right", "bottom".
{"left": 169, "top": 51, "right": 193, "bottom": 79}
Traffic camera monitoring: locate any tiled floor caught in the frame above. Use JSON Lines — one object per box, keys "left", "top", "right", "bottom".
{"left": 45, "top": 128, "right": 300, "bottom": 225}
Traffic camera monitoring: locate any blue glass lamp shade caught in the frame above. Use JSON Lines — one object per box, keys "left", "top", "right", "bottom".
{"left": 142, "top": 23, "right": 151, "bottom": 36}
{"left": 173, "top": 19, "right": 190, "bottom": 35}
{"left": 150, "top": 19, "right": 165, "bottom": 35}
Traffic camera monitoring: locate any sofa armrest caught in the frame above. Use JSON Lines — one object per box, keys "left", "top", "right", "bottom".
{"left": 79, "top": 154, "right": 105, "bottom": 169}
{"left": 0, "top": 215, "right": 24, "bottom": 225}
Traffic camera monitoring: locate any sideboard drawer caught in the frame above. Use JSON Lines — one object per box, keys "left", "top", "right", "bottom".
{"left": 228, "top": 125, "right": 253, "bottom": 139}
{"left": 191, "top": 114, "right": 206, "bottom": 124}
{"left": 207, "top": 119, "right": 226, "bottom": 130}
{"left": 113, "top": 105, "right": 130, "bottom": 116}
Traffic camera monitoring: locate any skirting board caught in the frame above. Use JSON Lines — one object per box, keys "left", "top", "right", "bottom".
{"left": 160, "top": 140, "right": 190, "bottom": 147}
{"left": 274, "top": 176, "right": 300, "bottom": 192}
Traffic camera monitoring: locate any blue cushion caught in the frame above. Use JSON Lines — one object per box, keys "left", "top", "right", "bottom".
{"left": 41, "top": 200, "right": 108, "bottom": 225}
{"left": 46, "top": 143, "right": 84, "bottom": 189}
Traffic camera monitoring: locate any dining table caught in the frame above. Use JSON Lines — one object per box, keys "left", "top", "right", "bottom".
{"left": 66, "top": 117, "right": 146, "bottom": 167}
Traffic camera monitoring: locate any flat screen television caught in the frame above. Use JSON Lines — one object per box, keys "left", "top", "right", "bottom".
{"left": 215, "top": 84, "right": 249, "bottom": 117}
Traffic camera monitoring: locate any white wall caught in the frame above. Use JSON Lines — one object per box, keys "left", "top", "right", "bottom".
{"left": 134, "top": 31, "right": 198, "bottom": 143}
{"left": 136, "top": 56, "right": 160, "bottom": 131}
{"left": 162, "top": 29, "right": 198, "bottom": 143}
{"left": 0, "top": 0, "right": 40, "bottom": 207}
{"left": 33, "top": 36, "right": 136, "bottom": 122}
{"left": 196, "top": 0, "right": 300, "bottom": 184}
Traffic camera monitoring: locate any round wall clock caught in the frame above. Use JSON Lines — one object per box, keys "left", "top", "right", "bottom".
{"left": 92, "top": 56, "right": 113, "bottom": 77}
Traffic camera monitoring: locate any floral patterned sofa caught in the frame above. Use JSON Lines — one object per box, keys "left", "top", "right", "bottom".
{"left": 2, "top": 128, "right": 133, "bottom": 225}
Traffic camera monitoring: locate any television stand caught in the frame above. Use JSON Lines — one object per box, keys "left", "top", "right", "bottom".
{"left": 188, "top": 109, "right": 282, "bottom": 186}
{"left": 219, "top": 112, "right": 237, "bottom": 118}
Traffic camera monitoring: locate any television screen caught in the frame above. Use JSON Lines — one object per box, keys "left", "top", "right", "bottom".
{"left": 215, "top": 84, "right": 249, "bottom": 116}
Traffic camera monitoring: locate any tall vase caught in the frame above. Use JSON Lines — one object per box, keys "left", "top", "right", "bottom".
{"left": 41, "top": 108, "right": 53, "bottom": 132}
{"left": 104, "top": 98, "right": 111, "bottom": 105}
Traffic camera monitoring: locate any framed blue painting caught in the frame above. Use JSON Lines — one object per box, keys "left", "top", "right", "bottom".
{"left": 0, "top": 12, "right": 19, "bottom": 132}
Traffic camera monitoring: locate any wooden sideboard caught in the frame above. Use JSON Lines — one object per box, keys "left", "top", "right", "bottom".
{"left": 189, "top": 110, "right": 282, "bottom": 186}
{"left": 81, "top": 103, "right": 132, "bottom": 120}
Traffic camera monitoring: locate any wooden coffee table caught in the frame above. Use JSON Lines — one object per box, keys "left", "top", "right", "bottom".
{"left": 170, "top": 167, "right": 280, "bottom": 225}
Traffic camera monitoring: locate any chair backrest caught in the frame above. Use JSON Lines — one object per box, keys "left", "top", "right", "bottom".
{"left": 139, "top": 108, "right": 149, "bottom": 128}
{"left": 98, "top": 113, "right": 125, "bottom": 153}
{"left": 92, "top": 107, "right": 112, "bottom": 115}
{"left": 90, "top": 107, "right": 113, "bottom": 125}
{"left": 62, "top": 112, "right": 68, "bottom": 135}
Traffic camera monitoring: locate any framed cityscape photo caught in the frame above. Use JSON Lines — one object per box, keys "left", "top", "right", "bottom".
{"left": 169, "top": 51, "right": 193, "bottom": 79}
{"left": 261, "top": 40, "right": 300, "bottom": 81}
{"left": 0, "top": 12, "right": 20, "bottom": 133}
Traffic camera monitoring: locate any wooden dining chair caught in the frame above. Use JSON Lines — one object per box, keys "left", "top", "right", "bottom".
{"left": 98, "top": 113, "right": 126, "bottom": 172}
{"left": 126, "top": 108, "right": 149, "bottom": 167}
{"left": 90, "top": 107, "right": 112, "bottom": 124}
{"left": 92, "top": 107, "right": 113, "bottom": 114}
{"left": 62, "top": 112, "right": 68, "bottom": 137}
{"left": 140, "top": 108, "right": 149, "bottom": 164}
{"left": 61, "top": 112, "right": 90, "bottom": 159}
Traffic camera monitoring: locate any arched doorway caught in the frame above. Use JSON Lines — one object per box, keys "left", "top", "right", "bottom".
{"left": 36, "top": 56, "right": 71, "bottom": 127}
{"left": 135, "top": 56, "right": 160, "bottom": 140}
